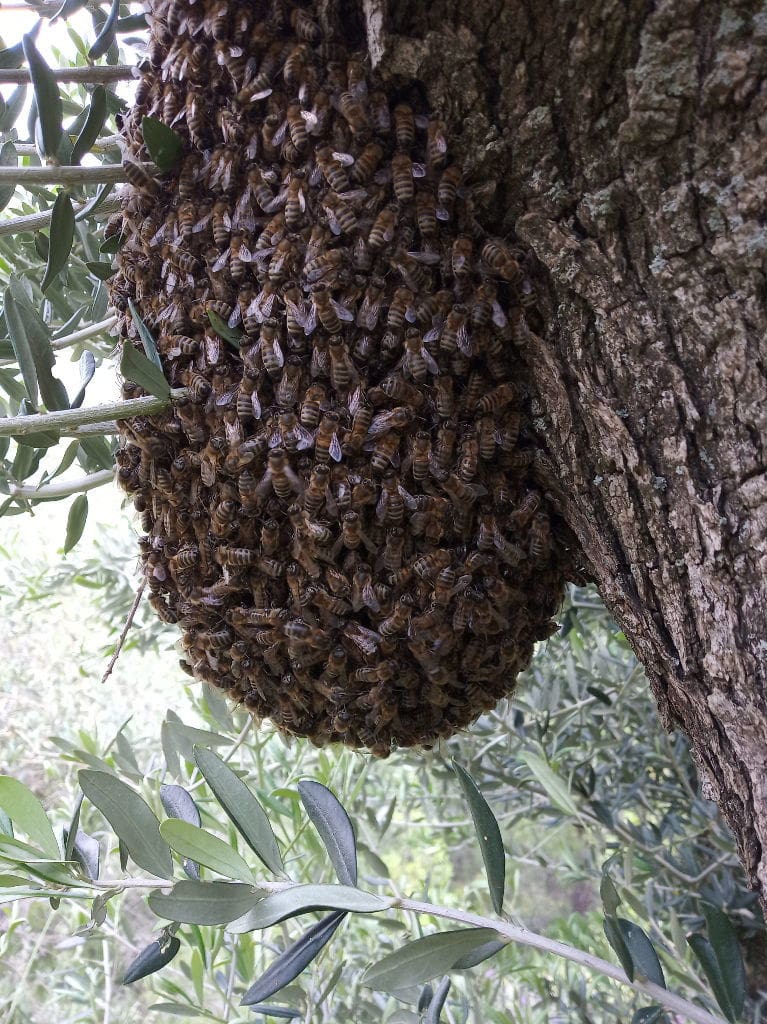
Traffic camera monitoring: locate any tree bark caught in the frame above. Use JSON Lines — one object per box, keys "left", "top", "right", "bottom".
{"left": 360, "top": 0, "right": 767, "bottom": 910}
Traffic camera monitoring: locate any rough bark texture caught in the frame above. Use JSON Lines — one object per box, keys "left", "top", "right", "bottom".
{"left": 354, "top": 0, "right": 767, "bottom": 911}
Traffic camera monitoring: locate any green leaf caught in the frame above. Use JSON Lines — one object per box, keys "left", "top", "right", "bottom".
{"left": 518, "top": 752, "right": 580, "bottom": 816}
{"left": 71, "top": 85, "right": 108, "bottom": 165}
{"left": 241, "top": 1007, "right": 299, "bottom": 1020}
{"left": 141, "top": 116, "right": 183, "bottom": 172}
{"left": 632, "top": 1008, "right": 667, "bottom": 1024}
{"left": 148, "top": 880, "right": 260, "bottom": 925}
{"left": 207, "top": 309, "right": 242, "bottom": 349}
{"left": 298, "top": 781, "right": 357, "bottom": 887}
{"left": 700, "top": 904, "right": 745, "bottom": 1021}
{"left": 0, "top": 41, "right": 25, "bottom": 69}
{"left": 78, "top": 770, "right": 173, "bottom": 879}
{"left": 41, "top": 192, "right": 75, "bottom": 293}
{"left": 75, "top": 182, "right": 114, "bottom": 222}
{"left": 14, "top": 428, "right": 61, "bottom": 449}
{"left": 127, "top": 299, "right": 162, "bottom": 368}
{"left": 227, "top": 884, "right": 389, "bottom": 933}
{"left": 63, "top": 493, "right": 88, "bottom": 554}
{"left": 86, "top": 261, "right": 116, "bottom": 281}
{"left": 5, "top": 280, "right": 69, "bottom": 410}
{"left": 241, "top": 912, "right": 345, "bottom": 1005}
{"left": 64, "top": 828, "right": 100, "bottom": 879}
{"left": 22, "top": 33, "right": 62, "bottom": 159}
{"left": 450, "top": 937, "right": 507, "bottom": 970}
{"left": 600, "top": 873, "right": 621, "bottom": 916}
{"left": 88, "top": 0, "right": 120, "bottom": 60}
{"left": 0, "top": 140, "right": 18, "bottom": 214}
{"left": 70, "top": 351, "right": 96, "bottom": 409}
{"left": 362, "top": 928, "right": 506, "bottom": 991}
{"left": 603, "top": 916, "right": 634, "bottom": 980}
{"left": 77, "top": 436, "right": 114, "bottom": 473}
{"left": 160, "top": 820, "right": 255, "bottom": 884}
{"left": 620, "top": 920, "right": 665, "bottom": 988}
{"left": 123, "top": 936, "right": 181, "bottom": 985}
{"left": 0, "top": 86, "right": 27, "bottom": 134}
{"left": 0, "top": 777, "right": 60, "bottom": 859}
{"left": 193, "top": 748, "right": 283, "bottom": 876}
{"left": 452, "top": 761, "right": 505, "bottom": 915}
{"left": 424, "top": 976, "right": 451, "bottom": 1024}
{"left": 120, "top": 344, "right": 170, "bottom": 400}
{"left": 160, "top": 784, "right": 201, "bottom": 827}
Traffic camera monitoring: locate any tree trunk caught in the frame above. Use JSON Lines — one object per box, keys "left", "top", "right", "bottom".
{"left": 361, "top": 0, "right": 767, "bottom": 910}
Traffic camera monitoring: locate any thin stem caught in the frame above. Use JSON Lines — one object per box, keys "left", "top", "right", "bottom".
{"left": 101, "top": 579, "right": 146, "bottom": 685}
{"left": 102, "top": 938, "right": 112, "bottom": 1024}
{"left": 14, "top": 136, "right": 122, "bottom": 156}
{"left": 0, "top": 65, "right": 136, "bottom": 84}
{"left": 0, "top": 196, "right": 122, "bottom": 237}
{"left": 0, "top": 388, "right": 188, "bottom": 436}
{"left": 61, "top": 422, "right": 120, "bottom": 437}
{"left": 5, "top": 468, "right": 114, "bottom": 500}
{"left": 73, "top": 876, "right": 726, "bottom": 1024}
{"left": 52, "top": 315, "right": 118, "bottom": 350}
{"left": 0, "top": 165, "right": 146, "bottom": 186}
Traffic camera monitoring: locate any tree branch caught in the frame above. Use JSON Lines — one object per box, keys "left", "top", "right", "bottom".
{"left": 51, "top": 316, "right": 118, "bottom": 351}
{"left": 4, "top": 468, "right": 114, "bottom": 500}
{"left": 0, "top": 65, "right": 136, "bottom": 84}
{"left": 0, "top": 197, "right": 122, "bottom": 237}
{"left": 0, "top": 165, "right": 153, "bottom": 186}
{"left": 0, "top": 389, "right": 188, "bottom": 436}
{"left": 60, "top": 875, "right": 726, "bottom": 1024}
{"left": 14, "top": 136, "right": 122, "bottom": 157}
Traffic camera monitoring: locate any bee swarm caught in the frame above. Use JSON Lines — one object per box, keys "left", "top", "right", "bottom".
{"left": 112, "top": 0, "right": 570, "bottom": 756}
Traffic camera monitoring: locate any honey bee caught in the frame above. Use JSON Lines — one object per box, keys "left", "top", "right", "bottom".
{"left": 210, "top": 199, "right": 232, "bottom": 247}
{"left": 368, "top": 90, "right": 391, "bottom": 134}
{"left": 391, "top": 151, "right": 416, "bottom": 203}
{"left": 322, "top": 191, "right": 356, "bottom": 235}
{"left": 393, "top": 103, "right": 415, "bottom": 149}
{"left": 378, "top": 374, "right": 425, "bottom": 408}
{"left": 260, "top": 447, "right": 302, "bottom": 500}
{"left": 310, "top": 284, "right": 341, "bottom": 333}
{"left": 408, "top": 431, "right": 431, "bottom": 483}
{"left": 368, "top": 203, "right": 398, "bottom": 250}
{"left": 355, "top": 276, "right": 384, "bottom": 330}
{"left": 276, "top": 356, "right": 304, "bottom": 408}
{"left": 285, "top": 173, "right": 307, "bottom": 229}
{"left": 351, "top": 564, "right": 380, "bottom": 612}
{"left": 345, "top": 399, "right": 373, "bottom": 454}
{"left": 482, "top": 239, "right": 522, "bottom": 282}
{"left": 337, "top": 90, "right": 369, "bottom": 134}
{"left": 304, "top": 247, "right": 343, "bottom": 283}
{"left": 351, "top": 141, "right": 383, "bottom": 184}
{"left": 529, "top": 512, "right": 551, "bottom": 560}
{"left": 401, "top": 329, "right": 439, "bottom": 382}
{"left": 123, "top": 159, "right": 160, "bottom": 197}
{"left": 270, "top": 410, "right": 314, "bottom": 452}
{"left": 290, "top": 6, "right": 321, "bottom": 41}
{"left": 328, "top": 336, "right": 357, "bottom": 393}
{"left": 285, "top": 104, "right": 309, "bottom": 152}
{"left": 299, "top": 383, "right": 326, "bottom": 429}
{"left": 415, "top": 189, "right": 438, "bottom": 237}
{"left": 369, "top": 431, "right": 401, "bottom": 474}
{"left": 315, "top": 145, "right": 351, "bottom": 192}
{"left": 302, "top": 464, "right": 331, "bottom": 515}
{"left": 178, "top": 154, "right": 200, "bottom": 199}
{"left": 439, "top": 305, "right": 470, "bottom": 355}
{"left": 436, "top": 165, "right": 462, "bottom": 219}
{"left": 476, "top": 382, "right": 516, "bottom": 414}
{"left": 314, "top": 412, "right": 343, "bottom": 463}
{"left": 451, "top": 236, "right": 473, "bottom": 277}
{"left": 283, "top": 41, "right": 310, "bottom": 86}
{"left": 426, "top": 117, "right": 448, "bottom": 170}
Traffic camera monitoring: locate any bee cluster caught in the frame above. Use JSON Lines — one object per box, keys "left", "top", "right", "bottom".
{"left": 112, "top": 0, "right": 569, "bottom": 755}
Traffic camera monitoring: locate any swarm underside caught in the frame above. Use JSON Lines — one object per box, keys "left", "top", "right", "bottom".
{"left": 112, "top": 0, "right": 568, "bottom": 755}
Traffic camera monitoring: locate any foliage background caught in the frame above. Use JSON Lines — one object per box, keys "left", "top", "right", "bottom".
{"left": 0, "top": 4, "right": 764, "bottom": 1023}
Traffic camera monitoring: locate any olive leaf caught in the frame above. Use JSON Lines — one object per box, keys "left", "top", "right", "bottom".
{"left": 63, "top": 494, "right": 88, "bottom": 554}
{"left": 71, "top": 85, "right": 108, "bottom": 165}
{"left": 148, "top": 880, "right": 261, "bottom": 925}
{"left": 362, "top": 928, "right": 505, "bottom": 991}
{"left": 88, "top": 0, "right": 120, "bottom": 61}
{"left": 226, "top": 884, "right": 389, "bottom": 933}
{"left": 0, "top": 777, "right": 60, "bottom": 860}
{"left": 141, "top": 116, "right": 184, "bottom": 172}
{"left": 452, "top": 760, "right": 505, "bottom": 915}
{"left": 41, "top": 192, "right": 75, "bottom": 293}
{"left": 22, "top": 33, "right": 62, "bottom": 160}
{"left": 207, "top": 309, "right": 242, "bottom": 349}
{"left": 122, "top": 935, "right": 181, "bottom": 986}
{"left": 0, "top": 140, "right": 18, "bottom": 213}
{"left": 298, "top": 780, "right": 357, "bottom": 887}
{"left": 120, "top": 344, "right": 170, "bottom": 400}
{"left": 240, "top": 912, "right": 346, "bottom": 1006}
{"left": 159, "top": 820, "right": 256, "bottom": 884}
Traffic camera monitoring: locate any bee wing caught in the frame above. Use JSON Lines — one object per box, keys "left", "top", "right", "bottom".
{"left": 212, "top": 249, "right": 230, "bottom": 272}
{"left": 422, "top": 325, "right": 441, "bottom": 344}
{"left": 348, "top": 384, "right": 362, "bottom": 416}
{"left": 217, "top": 386, "right": 238, "bottom": 407}
{"left": 303, "top": 306, "right": 318, "bottom": 335}
{"left": 252, "top": 246, "right": 276, "bottom": 266}
{"left": 228, "top": 306, "right": 242, "bottom": 327}
{"left": 246, "top": 135, "right": 259, "bottom": 159}
{"left": 436, "top": 206, "right": 451, "bottom": 221}
{"left": 331, "top": 299, "right": 354, "bottom": 322}
{"left": 457, "top": 325, "right": 472, "bottom": 356}
{"left": 368, "top": 412, "right": 392, "bottom": 437}
{"left": 492, "top": 301, "right": 508, "bottom": 328}
{"left": 397, "top": 484, "right": 418, "bottom": 510}
{"left": 272, "top": 339, "right": 284, "bottom": 367}
{"left": 329, "top": 433, "right": 343, "bottom": 462}
{"left": 406, "top": 249, "right": 441, "bottom": 264}
{"left": 251, "top": 392, "right": 262, "bottom": 419}
{"left": 272, "top": 119, "right": 288, "bottom": 146}
{"left": 411, "top": 162, "right": 427, "bottom": 178}
{"left": 301, "top": 110, "right": 318, "bottom": 130}
{"left": 264, "top": 188, "right": 287, "bottom": 213}
{"left": 309, "top": 163, "right": 323, "bottom": 187}
{"left": 423, "top": 349, "right": 440, "bottom": 375}
{"left": 332, "top": 151, "right": 355, "bottom": 166}
{"left": 268, "top": 428, "right": 282, "bottom": 448}
{"left": 295, "top": 424, "right": 315, "bottom": 450}
{"left": 239, "top": 244, "right": 252, "bottom": 263}
{"left": 324, "top": 206, "right": 342, "bottom": 236}
{"left": 193, "top": 213, "right": 211, "bottom": 233}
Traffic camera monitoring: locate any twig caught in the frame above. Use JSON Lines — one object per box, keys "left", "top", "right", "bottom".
{"left": 101, "top": 579, "right": 146, "bottom": 685}
{"left": 0, "top": 196, "right": 122, "bottom": 237}
{"left": 60, "top": 422, "right": 120, "bottom": 437}
{"left": 0, "top": 65, "right": 136, "bottom": 84}
{"left": 5, "top": 468, "right": 114, "bottom": 500}
{"left": 0, "top": 387, "right": 188, "bottom": 436}
{"left": 52, "top": 315, "right": 118, "bottom": 350}
{"left": 72, "top": 876, "right": 726, "bottom": 1024}
{"left": 0, "top": 165, "right": 150, "bottom": 186}
{"left": 14, "top": 136, "right": 122, "bottom": 156}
